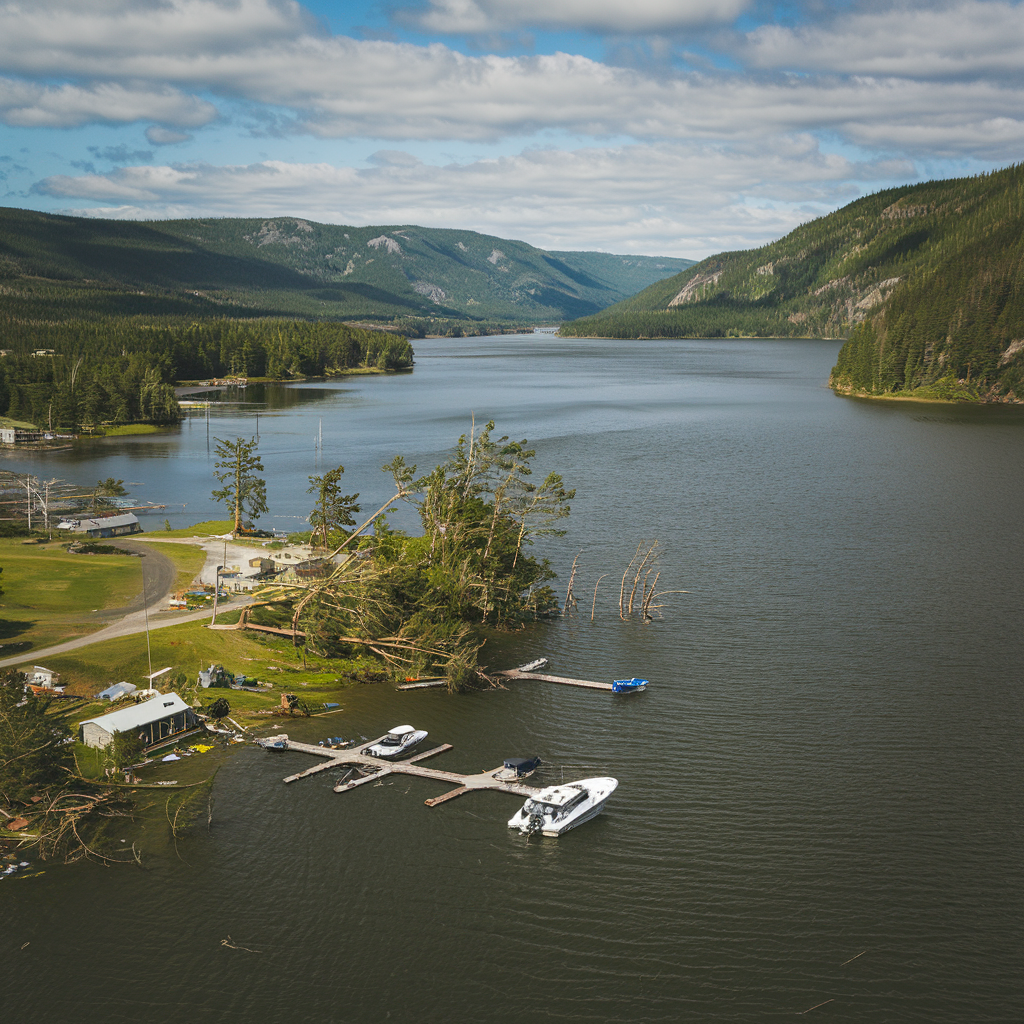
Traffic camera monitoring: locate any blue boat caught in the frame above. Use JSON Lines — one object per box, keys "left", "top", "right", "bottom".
{"left": 612, "top": 677, "right": 648, "bottom": 693}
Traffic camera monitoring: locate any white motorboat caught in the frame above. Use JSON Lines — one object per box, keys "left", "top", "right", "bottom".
{"left": 362, "top": 725, "right": 427, "bottom": 760}
{"left": 508, "top": 777, "right": 618, "bottom": 837}
{"left": 513, "top": 658, "right": 549, "bottom": 673}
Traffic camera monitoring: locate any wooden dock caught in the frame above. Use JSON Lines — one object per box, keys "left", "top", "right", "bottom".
{"left": 495, "top": 670, "right": 614, "bottom": 691}
{"left": 273, "top": 736, "right": 536, "bottom": 806}
{"left": 396, "top": 671, "right": 615, "bottom": 692}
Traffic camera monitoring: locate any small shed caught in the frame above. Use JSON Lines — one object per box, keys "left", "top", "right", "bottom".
{"left": 71, "top": 514, "right": 142, "bottom": 538}
{"left": 26, "top": 666, "right": 59, "bottom": 688}
{"left": 79, "top": 692, "right": 197, "bottom": 749}
{"left": 96, "top": 681, "right": 137, "bottom": 701}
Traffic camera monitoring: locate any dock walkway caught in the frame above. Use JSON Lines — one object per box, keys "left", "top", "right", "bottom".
{"left": 496, "top": 670, "right": 614, "bottom": 691}
{"left": 395, "top": 671, "right": 614, "bottom": 692}
{"left": 273, "top": 737, "right": 536, "bottom": 806}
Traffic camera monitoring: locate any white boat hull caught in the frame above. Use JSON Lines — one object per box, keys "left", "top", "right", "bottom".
{"left": 508, "top": 777, "right": 618, "bottom": 836}
{"left": 362, "top": 729, "right": 427, "bottom": 760}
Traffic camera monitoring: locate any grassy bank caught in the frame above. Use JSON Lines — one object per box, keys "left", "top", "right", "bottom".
{"left": 47, "top": 617, "right": 376, "bottom": 719}
{"left": 158, "top": 520, "right": 235, "bottom": 539}
{"left": 94, "top": 423, "right": 170, "bottom": 437}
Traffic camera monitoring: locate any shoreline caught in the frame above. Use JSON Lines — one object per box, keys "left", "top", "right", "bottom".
{"left": 831, "top": 384, "right": 1024, "bottom": 406}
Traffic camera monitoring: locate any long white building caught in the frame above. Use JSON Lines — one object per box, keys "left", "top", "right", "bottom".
{"left": 79, "top": 692, "right": 197, "bottom": 749}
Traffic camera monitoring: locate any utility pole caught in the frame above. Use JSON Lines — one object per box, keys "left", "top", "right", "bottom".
{"left": 141, "top": 557, "right": 153, "bottom": 679}
{"left": 210, "top": 565, "right": 223, "bottom": 625}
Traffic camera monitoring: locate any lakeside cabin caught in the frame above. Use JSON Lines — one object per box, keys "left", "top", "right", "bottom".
{"left": 79, "top": 692, "right": 197, "bottom": 750}
{"left": 59, "top": 513, "right": 142, "bottom": 538}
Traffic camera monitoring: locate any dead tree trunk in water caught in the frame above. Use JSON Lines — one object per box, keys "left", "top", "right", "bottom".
{"left": 591, "top": 574, "right": 609, "bottom": 621}
{"left": 563, "top": 551, "right": 581, "bottom": 616}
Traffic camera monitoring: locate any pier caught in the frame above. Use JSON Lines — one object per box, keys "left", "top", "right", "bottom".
{"left": 395, "top": 670, "right": 614, "bottom": 692}
{"left": 272, "top": 736, "right": 537, "bottom": 806}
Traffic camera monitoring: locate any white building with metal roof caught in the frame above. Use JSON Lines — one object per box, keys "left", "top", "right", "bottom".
{"left": 78, "top": 692, "right": 197, "bottom": 749}
{"left": 59, "top": 513, "right": 142, "bottom": 538}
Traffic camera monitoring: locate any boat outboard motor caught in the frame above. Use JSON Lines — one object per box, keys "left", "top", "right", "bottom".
{"left": 525, "top": 813, "right": 545, "bottom": 835}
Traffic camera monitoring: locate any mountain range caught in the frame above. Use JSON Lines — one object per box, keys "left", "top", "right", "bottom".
{"left": 0, "top": 208, "right": 694, "bottom": 327}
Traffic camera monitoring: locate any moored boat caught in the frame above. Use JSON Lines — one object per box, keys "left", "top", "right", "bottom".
{"left": 513, "top": 658, "right": 549, "bottom": 673}
{"left": 362, "top": 725, "right": 427, "bottom": 760}
{"left": 493, "top": 756, "right": 542, "bottom": 781}
{"left": 612, "top": 677, "right": 648, "bottom": 693}
{"left": 508, "top": 777, "right": 618, "bottom": 837}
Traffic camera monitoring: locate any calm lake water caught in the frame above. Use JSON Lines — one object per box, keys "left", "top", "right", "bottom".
{"left": 3, "top": 337, "right": 1022, "bottom": 1023}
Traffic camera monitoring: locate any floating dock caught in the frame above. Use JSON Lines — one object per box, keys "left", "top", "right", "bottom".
{"left": 271, "top": 735, "right": 537, "bottom": 806}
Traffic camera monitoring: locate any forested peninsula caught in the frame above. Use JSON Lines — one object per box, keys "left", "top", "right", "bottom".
{"left": 562, "top": 163, "right": 1024, "bottom": 403}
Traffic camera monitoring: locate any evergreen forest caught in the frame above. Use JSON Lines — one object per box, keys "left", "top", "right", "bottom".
{"left": 0, "top": 319, "right": 413, "bottom": 429}
{"left": 563, "top": 163, "right": 1024, "bottom": 401}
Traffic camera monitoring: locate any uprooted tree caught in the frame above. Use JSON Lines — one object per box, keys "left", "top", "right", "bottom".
{"left": 262, "top": 420, "right": 574, "bottom": 691}
{"left": 0, "top": 671, "right": 133, "bottom": 863}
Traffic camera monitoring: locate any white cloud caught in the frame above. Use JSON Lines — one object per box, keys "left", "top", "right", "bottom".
{"left": 36, "top": 140, "right": 914, "bottom": 257}
{"left": 0, "top": 0, "right": 314, "bottom": 73}
{"left": 407, "top": 0, "right": 748, "bottom": 34}
{"left": 0, "top": 3, "right": 1019, "bottom": 157}
{"left": 146, "top": 126, "right": 193, "bottom": 145}
{"left": 743, "top": 1, "right": 1024, "bottom": 80}
{"left": 0, "top": 78, "right": 216, "bottom": 129}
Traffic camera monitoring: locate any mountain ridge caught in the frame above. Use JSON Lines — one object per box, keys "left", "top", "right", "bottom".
{"left": 0, "top": 207, "right": 694, "bottom": 327}
{"left": 560, "top": 163, "right": 1024, "bottom": 401}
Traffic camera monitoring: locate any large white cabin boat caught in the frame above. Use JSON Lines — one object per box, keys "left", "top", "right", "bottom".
{"left": 508, "top": 777, "right": 618, "bottom": 837}
{"left": 362, "top": 725, "right": 427, "bottom": 760}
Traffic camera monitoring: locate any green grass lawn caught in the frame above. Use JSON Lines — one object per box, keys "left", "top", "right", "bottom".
{"left": 0, "top": 415, "right": 39, "bottom": 429}
{"left": 44, "top": 618, "right": 371, "bottom": 714}
{"left": 142, "top": 541, "right": 207, "bottom": 593}
{"left": 97, "top": 424, "right": 170, "bottom": 436}
{"left": 159, "top": 519, "right": 234, "bottom": 538}
{"left": 0, "top": 538, "right": 143, "bottom": 653}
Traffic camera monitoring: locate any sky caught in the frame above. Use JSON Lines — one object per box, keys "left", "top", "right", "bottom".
{"left": 1, "top": 0, "right": 1022, "bottom": 258}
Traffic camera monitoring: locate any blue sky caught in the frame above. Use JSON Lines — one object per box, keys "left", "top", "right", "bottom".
{"left": 1, "top": 0, "right": 1021, "bottom": 258}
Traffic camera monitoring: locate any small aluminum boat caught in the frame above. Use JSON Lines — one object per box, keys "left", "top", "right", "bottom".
{"left": 612, "top": 677, "right": 648, "bottom": 693}
{"left": 508, "top": 777, "right": 618, "bottom": 837}
{"left": 362, "top": 724, "right": 427, "bottom": 760}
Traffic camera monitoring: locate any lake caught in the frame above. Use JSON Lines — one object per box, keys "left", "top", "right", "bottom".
{"left": 3, "top": 336, "right": 1022, "bottom": 1023}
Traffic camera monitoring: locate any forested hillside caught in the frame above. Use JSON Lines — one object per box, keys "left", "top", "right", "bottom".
{"left": 563, "top": 164, "right": 1024, "bottom": 401}
{"left": 0, "top": 208, "right": 692, "bottom": 325}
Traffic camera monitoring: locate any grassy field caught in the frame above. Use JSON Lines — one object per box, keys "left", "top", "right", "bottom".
{"left": 0, "top": 538, "right": 143, "bottom": 653}
{"left": 0, "top": 415, "right": 39, "bottom": 429}
{"left": 160, "top": 520, "right": 234, "bottom": 539}
{"left": 98, "top": 424, "right": 169, "bottom": 436}
{"left": 142, "top": 541, "right": 207, "bottom": 593}
{"left": 46, "top": 617, "right": 373, "bottom": 718}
